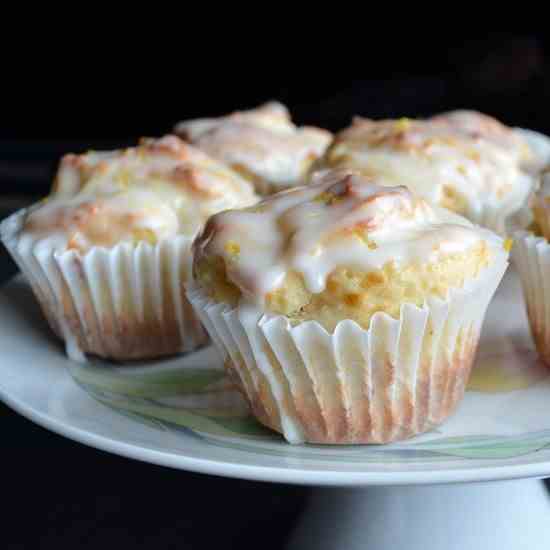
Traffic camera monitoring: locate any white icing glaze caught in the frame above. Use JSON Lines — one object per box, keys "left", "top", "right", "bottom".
{"left": 324, "top": 111, "right": 539, "bottom": 232}
{"left": 21, "top": 136, "right": 258, "bottom": 252}
{"left": 516, "top": 128, "right": 550, "bottom": 173}
{"left": 177, "top": 101, "right": 293, "bottom": 139}
{"left": 175, "top": 102, "right": 332, "bottom": 193}
{"left": 193, "top": 170, "right": 502, "bottom": 303}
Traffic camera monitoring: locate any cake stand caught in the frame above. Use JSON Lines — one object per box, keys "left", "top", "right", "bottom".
{"left": 2, "top": 272, "right": 550, "bottom": 550}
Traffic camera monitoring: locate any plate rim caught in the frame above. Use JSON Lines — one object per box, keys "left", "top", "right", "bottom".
{"left": 3, "top": 274, "right": 550, "bottom": 487}
{"left": 3, "top": 380, "right": 550, "bottom": 487}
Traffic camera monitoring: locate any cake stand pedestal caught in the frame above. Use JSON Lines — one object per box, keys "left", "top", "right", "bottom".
{"left": 287, "top": 479, "right": 550, "bottom": 550}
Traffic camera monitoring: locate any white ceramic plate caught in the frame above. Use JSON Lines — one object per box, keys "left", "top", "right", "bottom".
{"left": 2, "top": 271, "right": 550, "bottom": 487}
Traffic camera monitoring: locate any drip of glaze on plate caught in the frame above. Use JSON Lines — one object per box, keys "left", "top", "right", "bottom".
{"left": 468, "top": 349, "right": 549, "bottom": 393}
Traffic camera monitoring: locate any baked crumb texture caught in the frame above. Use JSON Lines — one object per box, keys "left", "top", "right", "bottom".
{"left": 320, "top": 111, "right": 537, "bottom": 234}
{"left": 194, "top": 170, "right": 499, "bottom": 330}
{"left": 175, "top": 102, "right": 332, "bottom": 195}
{"left": 189, "top": 170, "right": 509, "bottom": 443}
{"left": 27, "top": 135, "right": 258, "bottom": 252}
{"left": 2, "top": 136, "right": 258, "bottom": 361}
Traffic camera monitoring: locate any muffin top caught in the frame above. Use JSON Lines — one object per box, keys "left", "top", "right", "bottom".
{"left": 175, "top": 102, "right": 332, "bottom": 194}
{"left": 21, "top": 135, "right": 258, "bottom": 252}
{"left": 193, "top": 170, "right": 506, "bottom": 330}
{"left": 322, "top": 110, "right": 537, "bottom": 232}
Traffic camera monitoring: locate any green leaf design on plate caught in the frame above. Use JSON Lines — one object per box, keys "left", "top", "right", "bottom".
{"left": 415, "top": 435, "right": 498, "bottom": 447}
{"left": 432, "top": 437, "right": 550, "bottom": 459}
{"left": 96, "top": 397, "right": 274, "bottom": 440}
{"left": 199, "top": 414, "right": 276, "bottom": 438}
{"left": 92, "top": 392, "right": 550, "bottom": 459}
{"left": 79, "top": 363, "right": 550, "bottom": 461}
{"left": 96, "top": 392, "right": 550, "bottom": 458}
{"left": 107, "top": 407, "right": 169, "bottom": 432}
{"left": 71, "top": 365, "right": 226, "bottom": 399}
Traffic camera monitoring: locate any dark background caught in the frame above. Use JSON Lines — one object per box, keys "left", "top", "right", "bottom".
{"left": 2, "top": 32, "right": 550, "bottom": 549}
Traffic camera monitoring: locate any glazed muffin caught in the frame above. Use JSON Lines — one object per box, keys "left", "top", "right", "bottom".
{"left": 512, "top": 172, "right": 550, "bottom": 366}
{"left": 0, "top": 135, "right": 258, "bottom": 361}
{"left": 188, "top": 170, "right": 509, "bottom": 444}
{"left": 320, "top": 110, "right": 550, "bottom": 234}
{"left": 174, "top": 101, "right": 332, "bottom": 195}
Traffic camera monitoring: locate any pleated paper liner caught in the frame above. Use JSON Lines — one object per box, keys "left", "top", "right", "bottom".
{"left": 1, "top": 207, "right": 207, "bottom": 362}
{"left": 188, "top": 248, "right": 508, "bottom": 444}
{"left": 512, "top": 230, "right": 550, "bottom": 366}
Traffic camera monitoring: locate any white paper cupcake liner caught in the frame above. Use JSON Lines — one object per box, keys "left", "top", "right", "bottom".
{"left": 188, "top": 249, "right": 508, "bottom": 444}
{"left": 512, "top": 230, "right": 550, "bottom": 366}
{"left": 1, "top": 208, "right": 207, "bottom": 362}
{"left": 504, "top": 129, "right": 550, "bottom": 237}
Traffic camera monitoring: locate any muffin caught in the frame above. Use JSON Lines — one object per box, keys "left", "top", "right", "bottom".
{"left": 174, "top": 101, "right": 332, "bottom": 195}
{"left": 187, "top": 170, "right": 509, "bottom": 444}
{"left": 512, "top": 172, "right": 550, "bottom": 366}
{"left": 320, "top": 110, "right": 550, "bottom": 234}
{"left": 1, "top": 136, "right": 258, "bottom": 362}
